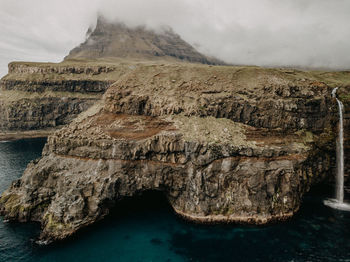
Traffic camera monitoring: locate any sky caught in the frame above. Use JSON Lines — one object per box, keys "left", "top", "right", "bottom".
{"left": 0, "top": 0, "right": 350, "bottom": 77}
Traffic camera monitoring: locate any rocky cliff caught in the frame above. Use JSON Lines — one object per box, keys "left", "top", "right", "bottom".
{"left": 1, "top": 63, "right": 349, "bottom": 243}
{"left": 0, "top": 17, "right": 224, "bottom": 139}
{"left": 0, "top": 61, "right": 129, "bottom": 139}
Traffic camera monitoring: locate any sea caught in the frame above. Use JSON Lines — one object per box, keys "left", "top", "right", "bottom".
{"left": 0, "top": 138, "right": 349, "bottom": 262}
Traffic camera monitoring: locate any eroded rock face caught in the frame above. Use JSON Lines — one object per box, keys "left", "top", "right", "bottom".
{"left": 0, "top": 62, "right": 128, "bottom": 134}
{"left": 103, "top": 65, "right": 334, "bottom": 132}
{"left": 0, "top": 97, "right": 96, "bottom": 130}
{"left": 0, "top": 64, "right": 346, "bottom": 243}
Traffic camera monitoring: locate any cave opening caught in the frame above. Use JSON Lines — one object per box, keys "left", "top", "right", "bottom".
{"left": 54, "top": 190, "right": 177, "bottom": 247}
{"left": 106, "top": 190, "right": 175, "bottom": 222}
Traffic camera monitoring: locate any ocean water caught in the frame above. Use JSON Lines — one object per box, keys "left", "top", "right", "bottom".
{"left": 0, "top": 138, "right": 349, "bottom": 262}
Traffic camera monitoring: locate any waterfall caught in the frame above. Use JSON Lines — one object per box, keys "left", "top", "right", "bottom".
{"left": 324, "top": 87, "right": 350, "bottom": 211}
{"left": 334, "top": 88, "right": 344, "bottom": 203}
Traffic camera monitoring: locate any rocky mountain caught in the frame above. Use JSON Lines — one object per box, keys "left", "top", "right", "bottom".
{"left": 1, "top": 63, "right": 349, "bottom": 243}
{"left": 65, "top": 16, "right": 224, "bottom": 65}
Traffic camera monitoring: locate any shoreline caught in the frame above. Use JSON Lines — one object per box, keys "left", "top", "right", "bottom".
{"left": 173, "top": 207, "right": 297, "bottom": 225}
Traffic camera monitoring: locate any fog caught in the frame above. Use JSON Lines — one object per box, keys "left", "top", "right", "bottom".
{"left": 0, "top": 0, "right": 350, "bottom": 76}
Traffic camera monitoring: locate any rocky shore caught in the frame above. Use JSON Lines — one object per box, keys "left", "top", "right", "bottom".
{"left": 1, "top": 63, "right": 348, "bottom": 243}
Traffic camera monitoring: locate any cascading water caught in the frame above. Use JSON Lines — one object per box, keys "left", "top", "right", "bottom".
{"left": 324, "top": 87, "right": 350, "bottom": 211}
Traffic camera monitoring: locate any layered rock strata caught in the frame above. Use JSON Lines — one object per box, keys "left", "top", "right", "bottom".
{"left": 0, "top": 64, "right": 349, "bottom": 243}
{"left": 0, "top": 62, "right": 128, "bottom": 137}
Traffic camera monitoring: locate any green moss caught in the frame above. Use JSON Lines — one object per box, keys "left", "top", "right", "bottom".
{"left": 0, "top": 194, "right": 25, "bottom": 216}
{"left": 44, "top": 213, "right": 72, "bottom": 232}
{"left": 0, "top": 194, "right": 19, "bottom": 206}
{"left": 339, "top": 94, "right": 350, "bottom": 103}
{"left": 295, "top": 130, "right": 314, "bottom": 144}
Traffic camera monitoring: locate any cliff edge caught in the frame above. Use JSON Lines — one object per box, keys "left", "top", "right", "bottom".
{"left": 1, "top": 63, "right": 348, "bottom": 243}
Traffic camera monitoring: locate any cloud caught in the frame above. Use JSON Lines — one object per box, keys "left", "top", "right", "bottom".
{"left": 0, "top": 0, "right": 350, "bottom": 77}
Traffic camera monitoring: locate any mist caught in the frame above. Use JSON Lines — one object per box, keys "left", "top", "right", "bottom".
{"left": 0, "top": 0, "right": 350, "bottom": 77}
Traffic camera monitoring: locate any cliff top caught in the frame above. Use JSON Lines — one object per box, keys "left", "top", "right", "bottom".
{"left": 4, "top": 60, "right": 350, "bottom": 85}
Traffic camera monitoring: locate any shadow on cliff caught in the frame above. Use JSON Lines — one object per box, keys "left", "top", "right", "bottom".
{"left": 33, "top": 190, "right": 174, "bottom": 247}
{"left": 29, "top": 184, "right": 350, "bottom": 262}
{"left": 168, "top": 183, "right": 350, "bottom": 262}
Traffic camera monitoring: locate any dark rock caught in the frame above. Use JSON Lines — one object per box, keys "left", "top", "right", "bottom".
{"left": 0, "top": 64, "right": 345, "bottom": 244}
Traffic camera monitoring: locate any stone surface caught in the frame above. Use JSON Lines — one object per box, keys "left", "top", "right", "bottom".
{"left": 1, "top": 64, "right": 347, "bottom": 243}
{"left": 0, "top": 62, "right": 129, "bottom": 135}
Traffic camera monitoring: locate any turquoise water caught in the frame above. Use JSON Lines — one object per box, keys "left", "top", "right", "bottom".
{"left": 0, "top": 138, "right": 350, "bottom": 262}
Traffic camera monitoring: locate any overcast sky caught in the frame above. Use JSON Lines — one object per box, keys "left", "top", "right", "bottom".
{"left": 0, "top": 0, "right": 350, "bottom": 77}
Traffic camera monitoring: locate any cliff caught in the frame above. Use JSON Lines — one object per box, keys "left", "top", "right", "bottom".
{"left": 0, "top": 17, "right": 224, "bottom": 140}
{"left": 0, "top": 61, "right": 129, "bottom": 139}
{"left": 1, "top": 63, "right": 349, "bottom": 243}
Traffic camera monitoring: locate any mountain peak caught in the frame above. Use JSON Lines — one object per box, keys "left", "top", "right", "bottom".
{"left": 64, "top": 17, "right": 224, "bottom": 65}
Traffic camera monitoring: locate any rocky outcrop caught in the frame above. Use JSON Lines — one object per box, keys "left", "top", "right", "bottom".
{"left": 7, "top": 62, "right": 117, "bottom": 75}
{"left": 65, "top": 16, "right": 224, "bottom": 65}
{"left": 0, "top": 62, "right": 129, "bottom": 136}
{"left": 103, "top": 65, "right": 335, "bottom": 132}
{"left": 1, "top": 64, "right": 347, "bottom": 243}
{"left": 1, "top": 79, "right": 109, "bottom": 93}
{"left": 0, "top": 96, "right": 95, "bottom": 130}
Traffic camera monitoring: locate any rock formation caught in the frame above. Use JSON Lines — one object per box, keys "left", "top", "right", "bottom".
{"left": 0, "top": 17, "right": 223, "bottom": 140}
{"left": 1, "top": 63, "right": 349, "bottom": 243}
{"left": 65, "top": 16, "right": 223, "bottom": 65}
{"left": 0, "top": 62, "right": 128, "bottom": 139}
